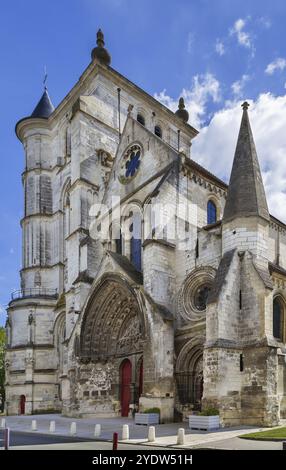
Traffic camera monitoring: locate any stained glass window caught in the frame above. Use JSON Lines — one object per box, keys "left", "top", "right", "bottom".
{"left": 207, "top": 200, "right": 217, "bottom": 225}
{"left": 194, "top": 285, "right": 210, "bottom": 311}
{"left": 125, "top": 150, "right": 141, "bottom": 178}
{"left": 119, "top": 144, "right": 142, "bottom": 184}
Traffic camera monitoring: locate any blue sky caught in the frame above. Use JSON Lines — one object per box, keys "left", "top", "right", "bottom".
{"left": 1, "top": 0, "right": 286, "bottom": 324}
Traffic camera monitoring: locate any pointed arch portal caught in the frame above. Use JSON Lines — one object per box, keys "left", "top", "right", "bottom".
{"left": 80, "top": 276, "right": 145, "bottom": 360}
{"left": 77, "top": 276, "right": 146, "bottom": 416}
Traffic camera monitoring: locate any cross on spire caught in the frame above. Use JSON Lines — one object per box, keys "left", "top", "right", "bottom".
{"left": 43, "top": 66, "right": 48, "bottom": 90}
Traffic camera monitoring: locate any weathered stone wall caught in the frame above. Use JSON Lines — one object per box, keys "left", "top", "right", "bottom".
{"left": 7, "top": 56, "right": 286, "bottom": 425}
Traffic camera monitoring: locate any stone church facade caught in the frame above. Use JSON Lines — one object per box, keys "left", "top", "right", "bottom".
{"left": 5, "top": 30, "right": 286, "bottom": 425}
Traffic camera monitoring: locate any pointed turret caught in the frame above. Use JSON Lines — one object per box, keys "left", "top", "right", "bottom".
{"left": 223, "top": 102, "right": 269, "bottom": 223}
{"left": 31, "top": 87, "right": 54, "bottom": 119}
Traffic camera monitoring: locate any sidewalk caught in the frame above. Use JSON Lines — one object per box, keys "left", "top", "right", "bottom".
{"left": 2, "top": 414, "right": 280, "bottom": 449}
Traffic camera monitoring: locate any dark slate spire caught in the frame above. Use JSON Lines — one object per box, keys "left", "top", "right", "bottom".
{"left": 91, "top": 29, "right": 111, "bottom": 65}
{"left": 175, "top": 97, "right": 189, "bottom": 122}
{"left": 31, "top": 87, "right": 54, "bottom": 118}
{"left": 223, "top": 102, "right": 269, "bottom": 223}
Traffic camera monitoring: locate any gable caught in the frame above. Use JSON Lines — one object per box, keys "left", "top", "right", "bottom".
{"left": 103, "top": 116, "right": 179, "bottom": 206}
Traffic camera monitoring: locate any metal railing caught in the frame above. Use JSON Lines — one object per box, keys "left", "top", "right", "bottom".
{"left": 11, "top": 288, "right": 58, "bottom": 301}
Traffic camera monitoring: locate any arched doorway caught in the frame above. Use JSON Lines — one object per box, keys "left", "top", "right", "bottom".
{"left": 193, "top": 356, "right": 203, "bottom": 408}
{"left": 19, "top": 395, "right": 26, "bottom": 414}
{"left": 79, "top": 276, "right": 146, "bottom": 417}
{"left": 120, "top": 359, "right": 132, "bottom": 417}
{"left": 175, "top": 337, "right": 204, "bottom": 413}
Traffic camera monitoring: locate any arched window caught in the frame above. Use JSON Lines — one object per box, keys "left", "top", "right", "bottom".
{"left": 74, "top": 335, "right": 80, "bottom": 358}
{"left": 137, "top": 114, "right": 145, "bottom": 126}
{"left": 154, "top": 125, "right": 162, "bottom": 138}
{"left": 110, "top": 223, "right": 123, "bottom": 255}
{"left": 207, "top": 200, "right": 217, "bottom": 225}
{"left": 65, "top": 127, "right": 71, "bottom": 158}
{"left": 273, "top": 297, "right": 284, "bottom": 341}
{"left": 115, "top": 229, "right": 123, "bottom": 255}
{"left": 130, "top": 211, "right": 142, "bottom": 272}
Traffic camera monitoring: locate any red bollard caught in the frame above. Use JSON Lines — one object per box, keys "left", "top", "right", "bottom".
{"left": 112, "top": 432, "right": 118, "bottom": 450}
{"left": 4, "top": 428, "right": 10, "bottom": 450}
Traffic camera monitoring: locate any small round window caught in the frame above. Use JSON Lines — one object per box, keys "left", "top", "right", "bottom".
{"left": 193, "top": 284, "right": 211, "bottom": 311}
{"left": 119, "top": 144, "right": 142, "bottom": 184}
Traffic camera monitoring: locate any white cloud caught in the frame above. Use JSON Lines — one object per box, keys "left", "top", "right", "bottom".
{"left": 230, "top": 18, "right": 251, "bottom": 48}
{"left": 258, "top": 16, "right": 272, "bottom": 29}
{"left": 265, "top": 58, "right": 286, "bottom": 75}
{"left": 154, "top": 73, "right": 221, "bottom": 128}
{"left": 215, "top": 40, "right": 225, "bottom": 56}
{"left": 230, "top": 17, "right": 255, "bottom": 56}
{"left": 9, "top": 248, "right": 14, "bottom": 254}
{"left": 0, "top": 304, "right": 6, "bottom": 315}
{"left": 192, "top": 93, "right": 286, "bottom": 222}
{"left": 231, "top": 74, "right": 250, "bottom": 98}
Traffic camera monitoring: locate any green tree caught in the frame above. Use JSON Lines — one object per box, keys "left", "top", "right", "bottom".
{"left": 0, "top": 327, "right": 5, "bottom": 412}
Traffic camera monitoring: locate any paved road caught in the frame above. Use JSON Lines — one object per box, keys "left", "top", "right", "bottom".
{"left": 0, "top": 430, "right": 95, "bottom": 447}
{"left": 2, "top": 415, "right": 285, "bottom": 450}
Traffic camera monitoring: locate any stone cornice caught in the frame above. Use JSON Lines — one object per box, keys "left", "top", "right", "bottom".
{"left": 6, "top": 344, "right": 54, "bottom": 351}
{"left": 142, "top": 238, "right": 176, "bottom": 250}
{"left": 69, "top": 177, "right": 99, "bottom": 193}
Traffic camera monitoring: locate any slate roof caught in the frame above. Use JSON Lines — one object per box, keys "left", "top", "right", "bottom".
{"left": 207, "top": 249, "right": 236, "bottom": 304}
{"left": 223, "top": 103, "right": 269, "bottom": 223}
{"left": 253, "top": 263, "right": 273, "bottom": 289}
{"left": 143, "top": 291, "right": 173, "bottom": 321}
{"left": 31, "top": 88, "right": 54, "bottom": 118}
{"left": 269, "top": 262, "right": 286, "bottom": 278}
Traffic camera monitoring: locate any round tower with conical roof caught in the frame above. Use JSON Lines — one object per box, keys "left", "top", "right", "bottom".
{"left": 15, "top": 85, "right": 56, "bottom": 294}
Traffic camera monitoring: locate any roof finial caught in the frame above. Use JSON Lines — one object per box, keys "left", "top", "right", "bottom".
{"left": 96, "top": 29, "right": 105, "bottom": 47}
{"left": 242, "top": 101, "right": 249, "bottom": 111}
{"left": 175, "top": 97, "right": 189, "bottom": 123}
{"left": 179, "top": 97, "right": 185, "bottom": 109}
{"left": 91, "top": 28, "right": 111, "bottom": 65}
{"left": 43, "top": 65, "right": 48, "bottom": 90}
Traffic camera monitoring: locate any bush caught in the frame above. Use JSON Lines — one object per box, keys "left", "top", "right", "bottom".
{"left": 143, "top": 407, "right": 160, "bottom": 415}
{"left": 199, "top": 407, "right": 219, "bottom": 416}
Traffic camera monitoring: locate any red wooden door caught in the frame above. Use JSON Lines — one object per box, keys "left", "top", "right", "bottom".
{"left": 20, "top": 395, "right": 26, "bottom": 414}
{"left": 120, "top": 359, "right": 132, "bottom": 417}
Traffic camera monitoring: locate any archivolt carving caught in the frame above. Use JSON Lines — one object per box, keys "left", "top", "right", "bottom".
{"left": 177, "top": 266, "right": 216, "bottom": 323}
{"left": 176, "top": 336, "right": 205, "bottom": 373}
{"left": 80, "top": 277, "right": 144, "bottom": 360}
{"left": 117, "top": 315, "right": 142, "bottom": 354}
